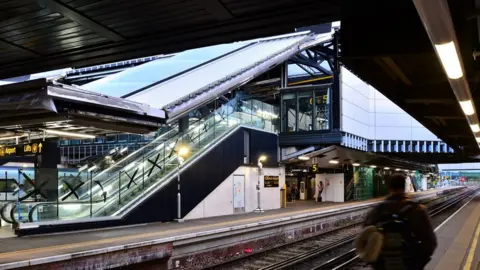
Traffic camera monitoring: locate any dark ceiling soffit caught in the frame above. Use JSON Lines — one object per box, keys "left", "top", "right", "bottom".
{"left": 0, "top": 4, "right": 339, "bottom": 80}
{"left": 0, "top": 78, "right": 47, "bottom": 94}
{"left": 0, "top": 39, "right": 39, "bottom": 57}
{"left": 36, "top": 0, "right": 125, "bottom": 42}
{"left": 198, "top": 0, "right": 234, "bottom": 21}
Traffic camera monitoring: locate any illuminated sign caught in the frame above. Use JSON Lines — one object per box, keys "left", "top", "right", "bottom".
{"left": 264, "top": 175, "right": 279, "bottom": 187}
{"left": 312, "top": 164, "right": 319, "bottom": 173}
{"left": 0, "top": 146, "right": 16, "bottom": 157}
{"left": 0, "top": 142, "right": 46, "bottom": 157}
{"left": 23, "top": 143, "right": 42, "bottom": 154}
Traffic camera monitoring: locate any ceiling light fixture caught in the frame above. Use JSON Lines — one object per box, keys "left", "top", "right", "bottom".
{"left": 298, "top": 156, "right": 310, "bottom": 161}
{"left": 42, "top": 129, "right": 95, "bottom": 139}
{"left": 329, "top": 160, "right": 339, "bottom": 164}
{"left": 370, "top": 165, "right": 377, "bottom": 168}
{"left": 413, "top": 0, "right": 480, "bottom": 149}
{"left": 459, "top": 100, "right": 475, "bottom": 116}
{"left": 384, "top": 167, "right": 390, "bottom": 170}
{"left": 434, "top": 41, "right": 463, "bottom": 79}
{"left": 470, "top": 124, "right": 480, "bottom": 133}
{"left": 0, "top": 134, "right": 27, "bottom": 141}
{"left": 352, "top": 163, "right": 360, "bottom": 167}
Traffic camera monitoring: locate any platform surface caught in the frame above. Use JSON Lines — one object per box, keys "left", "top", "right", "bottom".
{"left": 0, "top": 187, "right": 458, "bottom": 266}
{"left": 426, "top": 192, "right": 480, "bottom": 270}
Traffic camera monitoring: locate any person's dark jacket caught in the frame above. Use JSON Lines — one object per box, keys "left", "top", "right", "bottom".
{"left": 364, "top": 193, "right": 438, "bottom": 268}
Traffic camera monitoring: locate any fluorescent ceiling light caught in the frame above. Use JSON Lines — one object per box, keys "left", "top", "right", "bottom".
{"left": 329, "top": 160, "right": 339, "bottom": 164}
{"left": 42, "top": 129, "right": 95, "bottom": 139}
{"left": 298, "top": 156, "right": 310, "bottom": 160}
{"left": 434, "top": 41, "right": 463, "bottom": 79}
{"left": 395, "top": 168, "right": 401, "bottom": 171}
{"left": 470, "top": 124, "right": 480, "bottom": 133}
{"left": 459, "top": 100, "right": 475, "bottom": 116}
{"left": 352, "top": 163, "right": 360, "bottom": 167}
{"left": 384, "top": 167, "right": 390, "bottom": 170}
{"left": 370, "top": 165, "right": 377, "bottom": 168}
{"left": 0, "top": 134, "right": 27, "bottom": 141}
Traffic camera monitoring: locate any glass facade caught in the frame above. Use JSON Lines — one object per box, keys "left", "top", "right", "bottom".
{"left": 280, "top": 86, "right": 330, "bottom": 133}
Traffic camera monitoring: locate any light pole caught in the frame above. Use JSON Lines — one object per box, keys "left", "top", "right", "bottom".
{"left": 254, "top": 155, "right": 267, "bottom": 213}
{"left": 176, "top": 146, "right": 189, "bottom": 222}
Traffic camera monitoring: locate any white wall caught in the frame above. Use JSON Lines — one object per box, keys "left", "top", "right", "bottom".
{"left": 185, "top": 166, "right": 286, "bottom": 220}
{"left": 341, "top": 67, "right": 440, "bottom": 141}
{"left": 315, "top": 173, "right": 344, "bottom": 202}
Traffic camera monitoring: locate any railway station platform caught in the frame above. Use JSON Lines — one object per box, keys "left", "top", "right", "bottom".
{"left": 0, "top": 186, "right": 464, "bottom": 270}
{"left": 427, "top": 192, "right": 480, "bottom": 270}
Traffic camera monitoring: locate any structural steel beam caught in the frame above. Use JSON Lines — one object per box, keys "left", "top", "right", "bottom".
{"left": 197, "top": 0, "right": 234, "bottom": 21}
{"left": 405, "top": 98, "right": 456, "bottom": 104}
{"left": 37, "top": 0, "right": 125, "bottom": 42}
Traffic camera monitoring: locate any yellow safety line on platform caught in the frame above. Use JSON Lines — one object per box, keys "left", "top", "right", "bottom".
{"left": 464, "top": 215, "right": 480, "bottom": 270}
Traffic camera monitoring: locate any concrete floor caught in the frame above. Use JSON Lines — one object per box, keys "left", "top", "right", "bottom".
{"left": 426, "top": 194, "right": 480, "bottom": 270}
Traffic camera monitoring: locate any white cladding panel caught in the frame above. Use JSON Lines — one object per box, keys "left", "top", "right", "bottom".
{"left": 341, "top": 66, "right": 441, "bottom": 141}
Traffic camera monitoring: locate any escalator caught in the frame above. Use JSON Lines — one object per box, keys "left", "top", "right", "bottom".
{"left": 13, "top": 31, "right": 333, "bottom": 233}
{"left": 17, "top": 98, "right": 278, "bottom": 230}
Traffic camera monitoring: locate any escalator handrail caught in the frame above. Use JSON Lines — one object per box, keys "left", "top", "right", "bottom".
{"left": 111, "top": 113, "right": 262, "bottom": 217}
{"left": 56, "top": 128, "right": 178, "bottom": 202}
{"left": 27, "top": 199, "right": 108, "bottom": 222}
{"left": 4, "top": 200, "right": 36, "bottom": 224}
{"left": 63, "top": 105, "right": 228, "bottom": 202}
{"left": 0, "top": 201, "right": 16, "bottom": 224}
{"left": 27, "top": 110, "right": 246, "bottom": 221}
{"left": 27, "top": 114, "right": 229, "bottom": 221}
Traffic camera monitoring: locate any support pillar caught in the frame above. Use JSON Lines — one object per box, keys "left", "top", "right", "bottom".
{"left": 179, "top": 116, "right": 189, "bottom": 133}
{"left": 280, "top": 62, "right": 288, "bottom": 88}
{"left": 331, "top": 30, "right": 341, "bottom": 131}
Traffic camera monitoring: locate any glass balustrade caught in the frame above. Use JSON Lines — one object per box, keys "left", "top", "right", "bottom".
{"left": 24, "top": 98, "right": 279, "bottom": 223}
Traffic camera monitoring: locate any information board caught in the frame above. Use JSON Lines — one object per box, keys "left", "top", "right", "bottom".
{"left": 264, "top": 175, "right": 279, "bottom": 187}
{"left": 0, "top": 142, "right": 45, "bottom": 157}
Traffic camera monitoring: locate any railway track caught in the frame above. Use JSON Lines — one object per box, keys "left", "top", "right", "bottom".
{"left": 208, "top": 188, "right": 468, "bottom": 270}
{"left": 313, "top": 187, "right": 480, "bottom": 270}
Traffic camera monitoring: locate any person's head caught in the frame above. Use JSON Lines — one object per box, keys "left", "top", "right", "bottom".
{"left": 387, "top": 174, "right": 406, "bottom": 194}
{"left": 319, "top": 181, "right": 323, "bottom": 186}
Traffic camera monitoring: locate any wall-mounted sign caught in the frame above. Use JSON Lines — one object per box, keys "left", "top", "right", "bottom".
{"left": 0, "top": 142, "right": 56, "bottom": 157}
{"left": 0, "top": 146, "right": 17, "bottom": 157}
{"left": 264, "top": 175, "right": 279, "bottom": 187}
{"left": 22, "top": 142, "right": 43, "bottom": 155}
{"left": 311, "top": 164, "right": 319, "bottom": 173}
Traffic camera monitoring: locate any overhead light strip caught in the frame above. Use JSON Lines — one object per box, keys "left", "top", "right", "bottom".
{"left": 434, "top": 41, "right": 463, "bottom": 79}
{"left": 413, "top": 0, "right": 480, "bottom": 149}
{"left": 41, "top": 129, "right": 95, "bottom": 139}
{"left": 0, "top": 134, "right": 27, "bottom": 141}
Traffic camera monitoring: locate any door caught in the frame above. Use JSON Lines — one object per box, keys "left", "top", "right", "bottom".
{"left": 233, "top": 175, "right": 245, "bottom": 213}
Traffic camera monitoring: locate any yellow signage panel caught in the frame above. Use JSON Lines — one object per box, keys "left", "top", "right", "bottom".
{"left": 0, "top": 147, "right": 16, "bottom": 157}
{"left": 23, "top": 143, "right": 43, "bottom": 154}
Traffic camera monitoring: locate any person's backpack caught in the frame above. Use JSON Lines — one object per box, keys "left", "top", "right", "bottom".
{"left": 356, "top": 200, "right": 419, "bottom": 268}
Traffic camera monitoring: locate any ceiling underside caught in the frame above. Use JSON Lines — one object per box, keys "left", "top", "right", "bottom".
{"left": 341, "top": 0, "right": 480, "bottom": 155}
{"left": 2, "top": 0, "right": 480, "bottom": 159}
{"left": 0, "top": 0, "right": 340, "bottom": 80}
{"left": 284, "top": 146, "right": 432, "bottom": 171}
